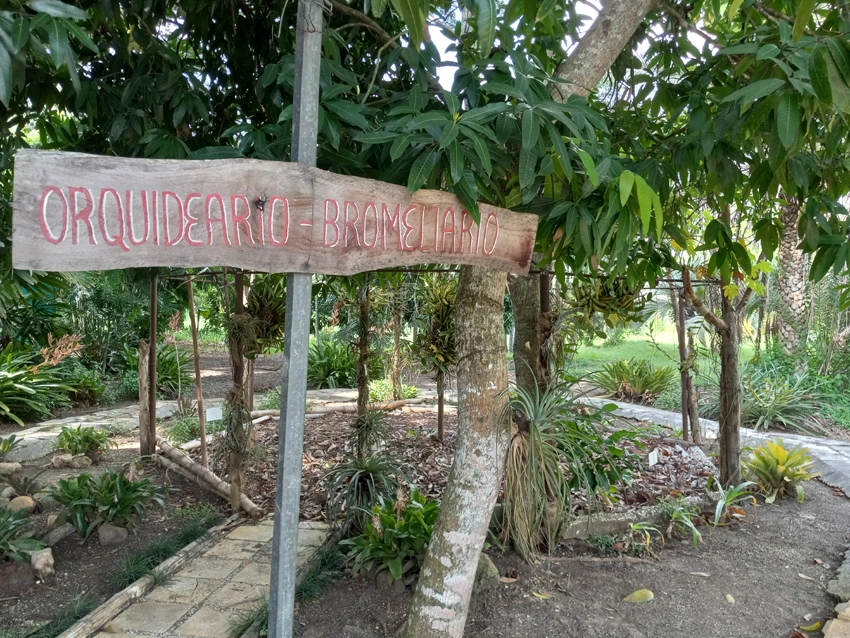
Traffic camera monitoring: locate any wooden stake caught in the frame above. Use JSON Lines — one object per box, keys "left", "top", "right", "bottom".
{"left": 187, "top": 279, "right": 208, "bottom": 467}
{"left": 138, "top": 341, "right": 151, "bottom": 456}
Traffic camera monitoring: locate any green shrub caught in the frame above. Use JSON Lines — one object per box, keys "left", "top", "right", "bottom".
{"left": 324, "top": 454, "right": 403, "bottom": 534}
{"left": 55, "top": 425, "right": 115, "bottom": 460}
{"left": 165, "top": 415, "right": 224, "bottom": 445}
{"left": 0, "top": 507, "right": 44, "bottom": 562}
{"left": 660, "top": 498, "right": 704, "bottom": 548}
{"left": 0, "top": 349, "right": 71, "bottom": 425}
{"left": 0, "top": 435, "right": 21, "bottom": 461}
{"left": 368, "top": 379, "right": 418, "bottom": 402}
{"left": 61, "top": 360, "right": 106, "bottom": 406}
{"left": 258, "top": 387, "right": 281, "bottom": 411}
{"left": 341, "top": 488, "right": 439, "bottom": 585}
{"left": 49, "top": 471, "right": 168, "bottom": 539}
{"left": 1, "top": 470, "right": 45, "bottom": 498}
{"left": 592, "top": 359, "right": 676, "bottom": 404}
{"left": 652, "top": 386, "right": 683, "bottom": 411}
{"left": 702, "top": 365, "right": 825, "bottom": 435}
{"left": 307, "top": 338, "right": 357, "bottom": 389}
{"left": 121, "top": 344, "right": 191, "bottom": 398}
{"left": 743, "top": 439, "right": 819, "bottom": 503}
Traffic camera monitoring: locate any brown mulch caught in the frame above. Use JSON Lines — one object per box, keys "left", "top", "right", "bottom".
{"left": 190, "top": 409, "right": 719, "bottom": 523}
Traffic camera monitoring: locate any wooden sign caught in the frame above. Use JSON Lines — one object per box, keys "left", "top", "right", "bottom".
{"left": 12, "top": 150, "right": 538, "bottom": 275}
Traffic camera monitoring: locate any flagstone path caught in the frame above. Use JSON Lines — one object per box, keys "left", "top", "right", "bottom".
{"left": 87, "top": 519, "right": 331, "bottom": 638}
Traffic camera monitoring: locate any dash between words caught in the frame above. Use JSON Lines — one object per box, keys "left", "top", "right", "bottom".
{"left": 35, "top": 185, "right": 502, "bottom": 255}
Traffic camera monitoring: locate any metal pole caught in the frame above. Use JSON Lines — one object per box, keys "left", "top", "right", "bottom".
{"left": 147, "top": 275, "right": 158, "bottom": 456}
{"left": 268, "top": 0, "right": 323, "bottom": 636}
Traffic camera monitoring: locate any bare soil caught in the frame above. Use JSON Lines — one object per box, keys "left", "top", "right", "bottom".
{"left": 295, "top": 480, "right": 850, "bottom": 638}
{"left": 0, "top": 443, "right": 227, "bottom": 630}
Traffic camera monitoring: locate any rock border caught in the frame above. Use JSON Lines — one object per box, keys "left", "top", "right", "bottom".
{"left": 55, "top": 514, "right": 240, "bottom": 638}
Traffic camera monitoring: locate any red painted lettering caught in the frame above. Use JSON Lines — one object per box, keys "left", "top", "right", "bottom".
{"left": 482, "top": 212, "right": 499, "bottom": 255}
{"left": 440, "top": 208, "right": 456, "bottom": 253}
{"left": 362, "top": 203, "right": 379, "bottom": 249}
{"left": 162, "top": 191, "right": 185, "bottom": 246}
{"left": 459, "top": 210, "right": 476, "bottom": 253}
{"left": 142, "top": 191, "right": 158, "bottom": 245}
{"left": 205, "top": 194, "right": 231, "bottom": 246}
{"left": 183, "top": 193, "right": 203, "bottom": 246}
{"left": 230, "top": 195, "right": 254, "bottom": 246}
{"left": 268, "top": 197, "right": 290, "bottom": 246}
{"left": 323, "top": 199, "right": 341, "bottom": 247}
{"left": 125, "top": 190, "right": 149, "bottom": 246}
{"left": 382, "top": 203, "right": 401, "bottom": 249}
{"left": 39, "top": 186, "right": 67, "bottom": 245}
{"left": 343, "top": 201, "right": 361, "bottom": 248}
{"left": 98, "top": 188, "right": 129, "bottom": 252}
{"left": 69, "top": 187, "right": 97, "bottom": 245}
{"left": 417, "top": 206, "right": 431, "bottom": 252}
{"left": 401, "top": 205, "right": 417, "bottom": 251}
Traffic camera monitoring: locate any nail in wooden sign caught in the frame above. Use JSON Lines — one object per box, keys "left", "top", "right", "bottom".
{"left": 12, "top": 150, "right": 538, "bottom": 275}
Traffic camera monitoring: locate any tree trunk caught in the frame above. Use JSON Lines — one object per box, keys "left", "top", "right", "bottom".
{"left": 508, "top": 273, "right": 543, "bottom": 394}
{"left": 670, "top": 285, "right": 690, "bottom": 441}
{"left": 391, "top": 279, "right": 404, "bottom": 401}
{"left": 229, "top": 271, "right": 247, "bottom": 512}
{"left": 356, "top": 277, "right": 371, "bottom": 416}
{"left": 550, "top": 0, "right": 658, "bottom": 99}
{"left": 777, "top": 199, "right": 808, "bottom": 358}
{"left": 138, "top": 341, "right": 151, "bottom": 456}
{"left": 187, "top": 280, "right": 208, "bottom": 467}
{"left": 436, "top": 369, "right": 445, "bottom": 441}
{"left": 718, "top": 293, "right": 742, "bottom": 486}
{"left": 403, "top": 266, "right": 509, "bottom": 638}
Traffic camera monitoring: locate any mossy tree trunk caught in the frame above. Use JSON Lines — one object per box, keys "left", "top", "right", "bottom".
{"left": 403, "top": 266, "right": 509, "bottom": 638}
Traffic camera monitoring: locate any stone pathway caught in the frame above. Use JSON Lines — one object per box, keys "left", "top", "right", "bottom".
{"left": 92, "top": 519, "right": 330, "bottom": 638}
{"left": 583, "top": 397, "right": 850, "bottom": 495}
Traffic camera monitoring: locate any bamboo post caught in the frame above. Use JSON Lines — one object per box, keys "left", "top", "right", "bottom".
{"left": 187, "top": 279, "right": 208, "bottom": 467}
{"left": 138, "top": 341, "right": 151, "bottom": 456}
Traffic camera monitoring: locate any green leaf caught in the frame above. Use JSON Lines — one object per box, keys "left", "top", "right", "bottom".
{"left": 0, "top": 41, "right": 10, "bottom": 107}
{"left": 189, "top": 146, "right": 244, "bottom": 159}
{"left": 721, "top": 78, "right": 785, "bottom": 105}
{"left": 390, "top": 133, "right": 414, "bottom": 161}
{"left": 453, "top": 168, "right": 480, "bottom": 223}
{"left": 371, "top": 0, "right": 388, "bottom": 18}
{"left": 476, "top": 0, "right": 496, "bottom": 55}
{"left": 355, "top": 130, "right": 400, "bottom": 144}
{"left": 62, "top": 17, "right": 98, "bottom": 53}
{"left": 826, "top": 38, "right": 850, "bottom": 86}
{"left": 793, "top": 0, "right": 816, "bottom": 42}
{"left": 10, "top": 18, "right": 29, "bottom": 54}
{"left": 390, "top": 0, "right": 426, "bottom": 48}
{"left": 388, "top": 556, "right": 403, "bottom": 581}
{"left": 776, "top": 92, "right": 800, "bottom": 150}
{"left": 439, "top": 120, "right": 459, "bottom": 149}
{"left": 634, "top": 175, "right": 653, "bottom": 236}
{"left": 719, "top": 43, "right": 760, "bottom": 55}
{"left": 810, "top": 245, "right": 838, "bottom": 282}
{"left": 619, "top": 170, "right": 635, "bottom": 207}
{"left": 727, "top": 0, "right": 745, "bottom": 21}
{"left": 324, "top": 100, "right": 370, "bottom": 129}
{"left": 46, "top": 18, "right": 68, "bottom": 69}
{"left": 731, "top": 241, "right": 752, "bottom": 275}
{"left": 756, "top": 44, "right": 781, "bottom": 61}
{"left": 576, "top": 148, "right": 598, "bottom": 187}
{"left": 809, "top": 47, "right": 832, "bottom": 104}
{"left": 653, "top": 192, "right": 664, "bottom": 241}
{"left": 447, "top": 140, "right": 464, "bottom": 183}
{"left": 518, "top": 146, "right": 536, "bottom": 189}
{"left": 461, "top": 102, "right": 508, "bottom": 123}
{"left": 443, "top": 90, "right": 460, "bottom": 115}
{"left": 29, "top": 0, "right": 88, "bottom": 20}
{"left": 408, "top": 147, "right": 440, "bottom": 193}
{"left": 408, "top": 111, "right": 450, "bottom": 131}
{"left": 521, "top": 108, "right": 539, "bottom": 150}
{"left": 468, "top": 133, "right": 492, "bottom": 176}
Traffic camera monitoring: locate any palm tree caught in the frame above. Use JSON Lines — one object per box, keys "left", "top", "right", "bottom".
{"left": 776, "top": 199, "right": 809, "bottom": 358}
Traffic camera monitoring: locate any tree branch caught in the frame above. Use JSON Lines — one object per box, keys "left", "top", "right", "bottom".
{"left": 659, "top": 2, "right": 723, "bottom": 50}
{"left": 756, "top": 3, "right": 817, "bottom": 36}
{"left": 735, "top": 286, "right": 754, "bottom": 314}
{"left": 682, "top": 267, "right": 729, "bottom": 334}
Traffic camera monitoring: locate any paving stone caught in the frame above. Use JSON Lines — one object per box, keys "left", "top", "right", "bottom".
{"left": 174, "top": 607, "right": 239, "bottom": 638}
{"left": 205, "top": 580, "right": 268, "bottom": 609}
{"left": 111, "top": 601, "right": 191, "bottom": 633}
{"left": 232, "top": 561, "right": 271, "bottom": 585}
{"left": 298, "top": 528, "right": 328, "bottom": 548}
{"left": 825, "top": 618, "right": 850, "bottom": 638}
{"left": 203, "top": 539, "right": 266, "bottom": 560}
{"left": 145, "top": 577, "right": 220, "bottom": 605}
{"left": 227, "top": 524, "right": 275, "bottom": 543}
{"left": 178, "top": 557, "right": 242, "bottom": 581}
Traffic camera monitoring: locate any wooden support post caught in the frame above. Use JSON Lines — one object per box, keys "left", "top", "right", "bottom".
{"left": 187, "top": 279, "right": 208, "bottom": 467}
{"left": 148, "top": 276, "right": 158, "bottom": 456}
{"left": 138, "top": 341, "right": 151, "bottom": 456}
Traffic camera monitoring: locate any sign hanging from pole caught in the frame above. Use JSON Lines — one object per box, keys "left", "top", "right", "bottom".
{"left": 11, "top": 149, "right": 538, "bottom": 275}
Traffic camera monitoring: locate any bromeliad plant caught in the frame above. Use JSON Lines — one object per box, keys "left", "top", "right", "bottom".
{"left": 660, "top": 498, "right": 704, "bottom": 548}
{"left": 0, "top": 434, "right": 21, "bottom": 461}
{"left": 708, "top": 479, "right": 757, "bottom": 526}
{"left": 55, "top": 425, "right": 116, "bottom": 461}
{"left": 592, "top": 359, "right": 676, "bottom": 404}
{"left": 0, "top": 507, "right": 44, "bottom": 562}
{"left": 501, "top": 377, "right": 639, "bottom": 562}
{"left": 342, "top": 488, "right": 439, "bottom": 586}
{"left": 0, "top": 348, "right": 71, "bottom": 425}
{"left": 743, "top": 439, "right": 819, "bottom": 503}
{"left": 49, "top": 471, "right": 168, "bottom": 539}
{"left": 324, "top": 453, "right": 403, "bottom": 535}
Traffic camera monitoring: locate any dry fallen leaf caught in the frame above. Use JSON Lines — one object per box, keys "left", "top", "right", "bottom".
{"left": 499, "top": 577, "right": 517, "bottom": 583}
{"left": 798, "top": 573, "right": 816, "bottom": 582}
{"left": 799, "top": 621, "right": 821, "bottom": 632}
{"left": 790, "top": 631, "right": 808, "bottom": 638}
{"left": 812, "top": 558, "right": 822, "bottom": 565}
{"left": 689, "top": 572, "right": 710, "bottom": 578}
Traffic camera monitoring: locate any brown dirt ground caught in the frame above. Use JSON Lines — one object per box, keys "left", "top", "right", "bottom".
{"left": 294, "top": 480, "right": 850, "bottom": 638}
{"left": 0, "top": 441, "right": 227, "bottom": 630}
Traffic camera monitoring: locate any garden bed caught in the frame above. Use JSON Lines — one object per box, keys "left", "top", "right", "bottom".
{"left": 196, "top": 409, "right": 720, "bottom": 523}
{"left": 0, "top": 442, "right": 226, "bottom": 633}
{"left": 294, "top": 480, "right": 850, "bottom": 638}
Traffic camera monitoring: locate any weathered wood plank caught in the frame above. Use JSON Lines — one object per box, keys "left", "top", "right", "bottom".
{"left": 12, "top": 150, "right": 538, "bottom": 275}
